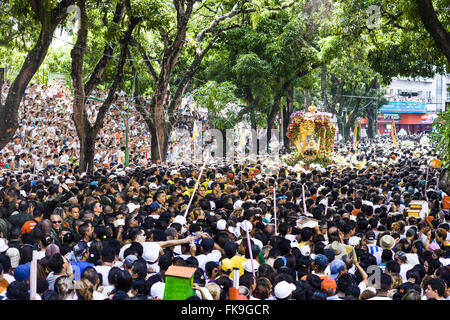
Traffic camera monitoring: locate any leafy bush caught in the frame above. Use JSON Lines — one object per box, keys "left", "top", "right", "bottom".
{"left": 431, "top": 110, "right": 450, "bottom": 168}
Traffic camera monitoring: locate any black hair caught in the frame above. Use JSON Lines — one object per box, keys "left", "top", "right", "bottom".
{"left": 385, "top": 260, "right": 400, "bottom": 274}
{"left": 41, "top": 290, "right": 61, "bottom": 300}
{"left": 132, "top": 260, "right": 148, "bottom": 279}
{"left": 114, "top": 269, "right": 133, "bottom": 293}
{"left": 6, "top": 281, "right": 30, "bottom": 300}
{"left": 100, "top": 244, "right": 116, "bottom": 263}
{"left": 337, "top": 273, "right": 355, "bottom": 293}
{"left": 47, "top": 253, "right": 64, "bottom": 274}
{"left": 380, "top": 273, "right": 393, "bottom": 291}
{"left": 428, "top": 278, "right": 445, "bottom": 297}
{"left": 81, "top": 266, "right": 99, "bottom": 287}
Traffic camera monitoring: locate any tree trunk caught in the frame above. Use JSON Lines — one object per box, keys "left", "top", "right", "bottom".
{"left": 438, "top": 168, "right": 450, "bottom": 195}
{"left": 321, "top": 64, "right": 330, "bottom": 112}
{"left": 150, "top": 125, "right": 162, "bottom": 163}
{"left": 70, "top": 1, "right": 137, "bottom": 172}
{"left": 250, "top": 116, "right": 258, "bottom": 156}
{"left": 267, "top": 95, "right": 281, "bottom": 154}
{"left": 79, "top": 129, "right": 95, "bottom": 173}
{"left": 344, "top": 122, "right": 351, "bottom": 143}
{"left": 151, "top": 94, "right": 169, "bottom": 163}
{"left": 367, "top": 114, "right": 374, "bottom": 140}
{"left": 283, "top": 85, "right": 294, "bottom": 150}
{"left": 367, "top": 108, "right": 378, "bottom": 140}
{"left": 142, "top": 1, "right": 195, "bottom": 164}
{"left": 304, "top": 89, "right": 311, "bottom": 109}
{"left": 221, "top": 128, "right": 227, "bottom": 160}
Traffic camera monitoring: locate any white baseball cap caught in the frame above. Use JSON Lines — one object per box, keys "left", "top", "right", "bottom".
{"left": 150, "top": 282, "right": 165, "bottom": 299}
{"left": 141, "top": 242, "right": 161, "bottom": 264}
{"left": 238, "top": 220, "right": 252, "bottom": 232}
{"left": 6, "top": 247, "right": 20, "bottom": 268}
{"left": 149, "top": 183, "right": 158, "bottom": 190}
{"left": 348, "top": 236, "right": 361, "bottom": 247}
{"left": 0, "top": 238, "right": 8, "bottom": 253}
{"left": 216, "top": 219, "right": 227, "bottom": 231}
{"left": 274, "top": 281, "right": 296, "bottom": 299}
{"left": 127, "top": 203, "right": 140, "bottom": 214}
{"left": 242, "top": 259, "right": 259, "bottom": 273}
{"left": 300, "top": 245, "right": 311, "bottom": 256}
{"left": 172, "top": 215, "right": 187, "bottom": 226}
{"left": 285, "top": 234, "right": 297, "bottom": 243}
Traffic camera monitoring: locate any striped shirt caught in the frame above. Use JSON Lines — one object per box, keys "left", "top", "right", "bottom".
{"left": 367, "top": 244, "right": 382, "bottom": 265}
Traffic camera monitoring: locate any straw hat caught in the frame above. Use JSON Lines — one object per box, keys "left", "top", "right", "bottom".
{"left": 379, "top": 235, "right": 395, "bottom": 250}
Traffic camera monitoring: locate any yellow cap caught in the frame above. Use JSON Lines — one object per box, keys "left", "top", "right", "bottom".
{"left": 219, "top": 258, "right": 233, "bottom": 273}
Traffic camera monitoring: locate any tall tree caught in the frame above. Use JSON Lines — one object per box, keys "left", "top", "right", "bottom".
{"left": 70, "top": 0, "right": 140, "bottom": 172}
{"left": 0, "top": 0, "right": 76, "bottom": 151}
{"left": 132, "top": 0, "right": 257, "bottom": 163}
{"left": 321, "top": 55, "right": 387, "bottom": 142}
{"left": 200, "top": 1, "right": 335, "bottom": 153}
{"left": 414, "top": 0, "right": 450, "bottom": 64}
{"left": 335, "top": 0, "right": 449, "bottom": 82}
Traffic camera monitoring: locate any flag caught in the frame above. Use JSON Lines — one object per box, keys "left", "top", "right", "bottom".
{"left": 391, "top": 118, "right": 397, "bottom": 148}
{"left": 191, "top": 121, "right": 199, "bottom": 142}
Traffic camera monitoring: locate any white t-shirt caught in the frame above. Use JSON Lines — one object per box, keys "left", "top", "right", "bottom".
{"left": 118, "top": 243, "right": 132, "bottom": 260}
{"left": 94, "top": 265, "right": 112, "bottom": 286}
{"left": 405, "top": 253, "right": 420, "bottom": 267}
{"left": 3, "top": 273, "right": 15, "bottom": 284}
{"left": 101, "top": 285, "right": 115, "bottom": 298}
{"left": 36, "top": 250, "right": 46, "bottom": 260}
{"left": 439, "top": 258, "right": 450, "bottom": 266}
{"left": 93, "top": 290, "right": 106, "bottom": 300}
{"left": 368, "top": 295, "right": 392, "bottom": 300}
{"left": 236, "top": 238, "right": 264, "bottom": 251}
{"left": 234, "top": 200, "right": 244, "bottom": 209}
{"left": 399, "top": 263, "right": 414, "bottom": 283}
{"left": 195, "top": 250, "right": 222, "bottom": 270}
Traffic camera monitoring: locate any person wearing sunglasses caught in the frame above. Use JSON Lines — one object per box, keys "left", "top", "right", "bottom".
{"left": 50, "top": 212, "right": 63, "bottom": 246}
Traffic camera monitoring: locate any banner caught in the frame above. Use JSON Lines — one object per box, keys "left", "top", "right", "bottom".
{"left": 391, "top": 118, "right": 397, "bottom": 148}
{"left": 48, "top": 72, "right": 69, "bottom": 85}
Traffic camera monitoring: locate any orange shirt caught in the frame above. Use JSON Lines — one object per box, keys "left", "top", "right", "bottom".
{"left": 0, "top": 278, "right": 8, "bottom": 294}
{"left": 21, "top": 218, "right": 40, "bottom": 234}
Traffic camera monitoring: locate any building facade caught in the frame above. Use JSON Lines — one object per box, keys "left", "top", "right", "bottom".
{"left": 367, "top": 75, "right": 449, "bottom": 135}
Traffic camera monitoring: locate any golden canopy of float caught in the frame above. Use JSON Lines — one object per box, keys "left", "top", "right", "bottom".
{"left": 285, "top": 105, "right": 336, "bottom": 164}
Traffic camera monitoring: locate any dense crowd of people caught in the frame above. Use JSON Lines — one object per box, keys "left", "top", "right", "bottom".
{"left": 0, "top": 126, "right": 448, "bottom": 300}
{"left": 0, "top": 81, "right": 449, "bottom": 301}
{"left": 0, "top": 81, "right": 209, "bottom": 170}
